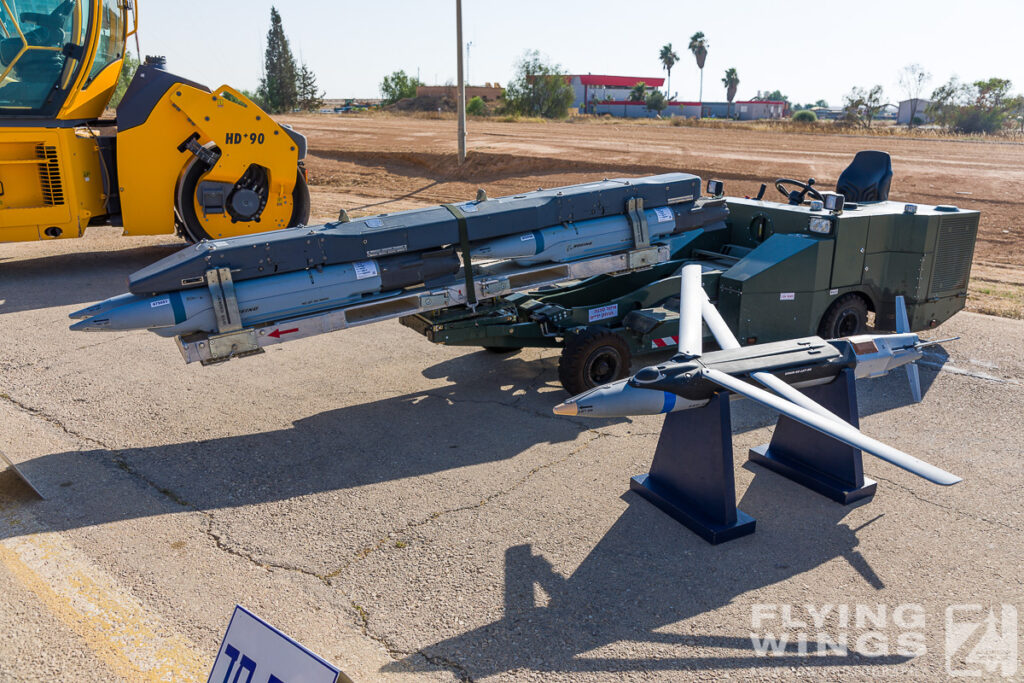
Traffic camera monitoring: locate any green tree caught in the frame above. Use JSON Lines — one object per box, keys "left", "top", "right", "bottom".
{"left": 296, "top": 61, "right": 324, "bottom": 112}
{"left": 843, "top": 85, "right": 885, "bottom": 128}
{"left": 466, "top": 95, "right": 486, "bottom": 116}
{"left": 928, "top": 77, "right": 1018, "bottom": 133}
{"left": 659, "top": 43, "right": 679, "bottom": 98}
{"left": 898, "top": 63, "right": 931, "bottom": 126}
{"left": 754, "top": 89, "right": 790, "bottom": 104}
{"left": 688, "top": 31, "right": 709, "bottom": 112}
{"left": 721, "top": 67, "right": 739, "bottom": 118}
{"left": 645, "top": 89, "right": 667, "bottom": 115}
{"left": 814, "top": 99, "right": 828, "bottom": 108}
{"left": 792, "top": 109, "right": 817, "bottom": 123}
{"left": 503, "top": 50, "right": 574, "bottom": 119}
{"left": 257, "top": 7, "right": 298, "bottom": 113}
{"left": 629, "top": 81, "right": 648, "bottom": 102}
{"left": 109, "top": 51, "right": 139, "bottom": 109}
{"left": 379, "top": 70, "right": 423, "bottom": 105}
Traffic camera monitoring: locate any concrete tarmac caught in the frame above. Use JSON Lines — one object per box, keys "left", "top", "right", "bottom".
{"left": 1, "top": 228, "right": 1022, "bottom": 681}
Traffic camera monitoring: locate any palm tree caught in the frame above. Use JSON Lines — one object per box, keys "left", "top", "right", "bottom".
{"left": 688, "top": 31, "right": 709, "bottom": 116}
{"left": 722, "top": 67, "right": 739, "bottom": 118}
{"left": 629, "top": 82, "right": 648, "bottom": 102}
{"left": 659, "top": 43, "right": 679, "bottom": 99}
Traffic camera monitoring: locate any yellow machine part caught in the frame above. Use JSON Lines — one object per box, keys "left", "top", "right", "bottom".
{"left": 117, "top": 84, "right": 302, "bottom": 238}
{"left": 0, "top": 127, "right": 107, "bottom": 241}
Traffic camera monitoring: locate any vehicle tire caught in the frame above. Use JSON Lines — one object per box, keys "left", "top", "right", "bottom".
{"left": 482, "top": 346, "right": 522, "bottom": 354}
{"left": 558, "top": 327, "right": 632, "bottom": 396}
{"left": 818, "top": 293, "right": 869, "bottom": 338}
{"left": 177, "top": 158, "right": 310, "bottom": 242}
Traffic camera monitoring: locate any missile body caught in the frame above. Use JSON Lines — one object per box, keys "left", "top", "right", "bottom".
{"left": 553, "top": 334, "right": 922, "bottom": 418}
{"left": 470, "top": 207, "right": 678, "bottom": 265}
{"left": 70, "top": 259, "right": 387, "bottom": 336}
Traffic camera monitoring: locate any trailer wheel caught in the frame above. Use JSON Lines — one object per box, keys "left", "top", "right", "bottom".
{"left": 483, "top": 346, "right": 522, "bottom": 354}
{"left": 558, "top": 328, "right": 632, "bottom": 395}
{"left": 818, "top": 293, "right": 869, "bottom": 338}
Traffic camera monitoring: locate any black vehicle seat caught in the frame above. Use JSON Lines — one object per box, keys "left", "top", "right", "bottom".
{"left": 836, "top": 150, "right": 892, "bottom": 202}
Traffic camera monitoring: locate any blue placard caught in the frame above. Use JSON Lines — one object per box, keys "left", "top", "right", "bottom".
{"left": 208, "top": 605, "right": 341, "bottom": 683}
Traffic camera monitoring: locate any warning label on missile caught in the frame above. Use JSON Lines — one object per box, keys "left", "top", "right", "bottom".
{"left": 588, "top": 304, "right": 618, "bottom": 322}
{"left": 654, "top": 207, "right": 674, "bottom": 223}
{"left": 150, "top": 298, "right": 170, "bottom": 308}
{"left": 353, "top": 260, "right": 379, "bottom": 280}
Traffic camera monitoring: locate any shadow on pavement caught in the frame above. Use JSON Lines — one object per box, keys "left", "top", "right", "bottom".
{"left": 0, "top": 243, "right": 181, "bottom": 315}
{"left": 385, "top": 475, "right": 907, "bottom": 677}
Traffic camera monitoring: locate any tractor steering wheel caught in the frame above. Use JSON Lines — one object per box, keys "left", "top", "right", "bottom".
{"left": 775, "top": 178, "right": 824, "bottom": 206}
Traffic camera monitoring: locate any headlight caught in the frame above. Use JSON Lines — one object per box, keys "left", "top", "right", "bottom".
{"left": 808, "top": 216, "right": 832, "bottom": 234}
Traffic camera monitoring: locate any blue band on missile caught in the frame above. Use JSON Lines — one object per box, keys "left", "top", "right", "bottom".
{"left": 531, "top": 230, "right": 545, "bottom": 254}
{"left": 661, "top": 392, "right": 676, "bottom": 413}
{"left": 169, "top": 291, "right": 186, "bottom": 325}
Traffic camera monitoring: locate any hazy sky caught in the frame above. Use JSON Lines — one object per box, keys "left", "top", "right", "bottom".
{"left": 142, "top": 1, "right": 1022, "bottom": 106}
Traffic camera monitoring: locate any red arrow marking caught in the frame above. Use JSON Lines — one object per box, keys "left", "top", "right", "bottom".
{"left": 268, "top": 327, "right": 299, "bottom": 339}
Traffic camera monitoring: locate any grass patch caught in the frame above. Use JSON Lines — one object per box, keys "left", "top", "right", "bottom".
{"left": 967, "top": 278, "right": 1024, "bottom": 319}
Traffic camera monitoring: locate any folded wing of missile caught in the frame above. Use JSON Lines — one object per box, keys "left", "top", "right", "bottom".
{"left": 70, "top": 173, "right": 730, "bottom": 364}
{"left": 553, "top": 264, "right": 961, "bottom": 486}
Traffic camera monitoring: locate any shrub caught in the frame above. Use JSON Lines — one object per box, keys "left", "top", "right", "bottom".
{"left": 792, "top": 109, "right": 817, "bottom": 123}
{"left": 466, "top": 96, "right": 487, "bottom": 116}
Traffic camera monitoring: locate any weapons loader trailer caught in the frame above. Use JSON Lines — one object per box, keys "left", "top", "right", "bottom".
{"left": 401, "top": 151, "right": 979, "bottom": 395}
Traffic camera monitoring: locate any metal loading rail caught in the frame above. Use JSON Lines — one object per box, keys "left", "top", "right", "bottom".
{"left": 176, "top": 244, "right": 670, "bottom": 365}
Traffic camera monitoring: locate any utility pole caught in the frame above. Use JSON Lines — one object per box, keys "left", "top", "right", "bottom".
{"left": 456, "top": 0, "right": 466, "bottom": 164}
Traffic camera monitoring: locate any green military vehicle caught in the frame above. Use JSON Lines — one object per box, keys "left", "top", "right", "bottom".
{"left": 401, "top": 151, "right": 979, "bottom": 394}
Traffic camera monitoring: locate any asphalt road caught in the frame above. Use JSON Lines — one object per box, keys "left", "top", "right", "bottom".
{"left": 1, "top": 228, "right": 1022, "bottom": 682}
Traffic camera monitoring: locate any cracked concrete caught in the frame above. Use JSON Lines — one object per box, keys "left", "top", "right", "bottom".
{"left": 2, "top": 229, "right": 1023, "bottom": 681}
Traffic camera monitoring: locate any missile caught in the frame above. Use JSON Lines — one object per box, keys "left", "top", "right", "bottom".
{"left": 553, "top": 264, "right": 961, "bottom": 486}
{"left": 552, "top": 332, "right": 926, "bottom": 419}
{"left": 70, "top": 186, "right": 726, "bottom": 336}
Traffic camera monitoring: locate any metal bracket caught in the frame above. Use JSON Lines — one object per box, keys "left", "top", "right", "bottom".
{"left": 626, "top": 246, "right": 661, "bottom": 270}
{"left": 479, "top": 277, "right": 511, "bottom": 297}
{"left": 206, "top": 267, "right": 243, "bottom": 333}
{"left": 625, "top": 197, "right": 650, "bottom": 249}
{"left": 203, "top": 329, "right": 263, "bottom": 365}
{"left": 418, "top": 292, "right": 449, "bottom": 309}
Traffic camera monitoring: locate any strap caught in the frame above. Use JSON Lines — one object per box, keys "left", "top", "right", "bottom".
{"left": 443, "top": 203, "right": 477, "bottom": 305}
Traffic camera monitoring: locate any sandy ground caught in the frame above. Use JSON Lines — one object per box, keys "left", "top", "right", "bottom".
{"left": 1, "top": 119, "right": 1023, "bottom": 681}
{"left": 287, "top": 114, "right": 1024, "bottom": 319}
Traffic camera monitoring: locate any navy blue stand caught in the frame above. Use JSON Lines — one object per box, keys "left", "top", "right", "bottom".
{"left": 631, "top": 368, "right": 876, "bottom": 544}
{"left": 748, "top": 368, "right": 876, "bottom": 504}
{"left": 630, "top": 393, "right": 756, "bottom": 544}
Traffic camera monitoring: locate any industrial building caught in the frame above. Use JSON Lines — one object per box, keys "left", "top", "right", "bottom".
{"left": 568, "top": 74, "right": 787, "bottom": 120}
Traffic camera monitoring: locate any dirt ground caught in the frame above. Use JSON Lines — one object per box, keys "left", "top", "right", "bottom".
{"left": 282, "top": 113, "right": 1024, "bottom": 319}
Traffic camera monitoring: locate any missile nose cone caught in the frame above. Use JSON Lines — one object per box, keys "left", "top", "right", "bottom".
{"left": 69, "top": 316, "right": 110, "bottom": 332}
{"left": 68, "top": 293, "right": 140, "bottom": 320}
{"left": 552, "top": 401, "right": 579, "bottom": 416}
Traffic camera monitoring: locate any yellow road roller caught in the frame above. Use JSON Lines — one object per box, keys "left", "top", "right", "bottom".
{"left": 0, "top": 0, "right": 309, "bottom": 243}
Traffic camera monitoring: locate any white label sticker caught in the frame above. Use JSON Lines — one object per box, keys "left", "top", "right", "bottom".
{"left": 653, "top": 207, "right": 674, "bottom": 223}
{"left": 365, "top": 218, "right": 384, "bottom": 228}
{"left": 588, "top": 304, "right": 618, "bottom": 322}
{"left": 780, "top": 292, "right": 795, "bottom": 301}
{"left": 352, "top": 260, "right": 379, "bottom": 280}
{"left": 461, "top": 203, "right": 479, "bottom": 213}
{"left": 213, "top": 241, "right": 230, "bottom": 248}
{"left": 829, "top": 288, "right": 839, "bottom": 296}
{"left": 520, "top": 233, "right": 535, "bottom": 241}
{"left": 150, "top": 298, "right": 170, "bottom": 308}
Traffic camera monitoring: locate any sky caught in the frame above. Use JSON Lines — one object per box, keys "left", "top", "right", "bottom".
{"left": 141, "top": 1, "right": 1024, "bottom": 106}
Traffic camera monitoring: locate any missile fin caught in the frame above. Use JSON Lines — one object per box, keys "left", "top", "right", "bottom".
{"left": 678, "top": 264, "right": 703, "bottom": 357}
{"left": 700, "top": 367, "right": 961, "bottom": 486}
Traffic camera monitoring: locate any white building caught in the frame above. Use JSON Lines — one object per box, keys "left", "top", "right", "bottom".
{"left": 898, "top": 98, "right": 932, "bottom": 125}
